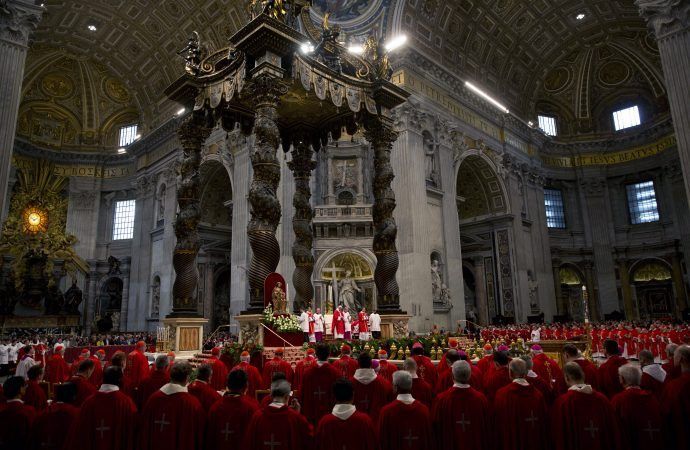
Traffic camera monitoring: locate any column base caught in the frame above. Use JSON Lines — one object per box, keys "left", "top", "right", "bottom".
{"left": 379, "top": 313, "right": 411, "bottom": 339}
{"left": 161, "top": 317, "right": 207, "bottom": 356}
{"left": 235, "top": 313, "right": 264, "bottom": 346}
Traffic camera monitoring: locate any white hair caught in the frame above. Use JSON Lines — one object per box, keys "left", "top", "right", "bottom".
{"left": 618, "top": 364, "right": 641, "bottom": 386}
{"left": 392, "top": 370, "right": 413, "bottom": 391}
{"left": 271, "top": 379, "right": 291, "bottom": 398}
{"left": 402, "top": 358, "right": 417, "bottom": 374}
{"left": 452, "top": 360, "right": 471, "bottom": 384}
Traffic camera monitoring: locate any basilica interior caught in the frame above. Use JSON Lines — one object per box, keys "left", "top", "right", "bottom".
{"left": 1, "top": 0, "right": 688, "bottom": 336}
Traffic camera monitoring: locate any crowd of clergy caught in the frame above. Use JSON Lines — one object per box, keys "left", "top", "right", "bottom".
{"left": 0, "top": 336, "right": 689, "bottom": 450}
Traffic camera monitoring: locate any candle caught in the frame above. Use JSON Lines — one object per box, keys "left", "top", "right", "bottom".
{"left": 581, "top": 285, "right": 590, "bottom": 324}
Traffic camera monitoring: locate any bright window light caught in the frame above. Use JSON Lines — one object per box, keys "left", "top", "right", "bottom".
{"left": 538, "top": 115, "right": 557, "bottom": 136}
{"left": 627, "top": 181, "right": 659, "bottom": 224}
{"left": 87, "top": 25, "right": 97, "bottom": 32}
{"left": 348, "top": 45, "right": 364, "bottom": 55}
{"left": 113, "top": 200, "right": 136, "bottom": 240}
{"left": 576, "top": 13, "right": 586, "bottom": 20}
{"left": 613, "top": 105, "right": 641, "bottom": 131}
{"left": 300, "top": 43, "right": 315, "bottom": 54}
{"left": 544, "top": 188, "right": 566, "bottom": 229}
{"left": 465, "top": 81, "right": 509, "bottom": 113}
{"left": 118, "top": 124, "right": 138, "bottom": 147}
{"left": 385, "top": 35, "right": 407, "bottom": 52}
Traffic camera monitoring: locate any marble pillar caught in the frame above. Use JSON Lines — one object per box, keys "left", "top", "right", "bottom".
{"left": 230, "top": 138, "right": 251, "bottom": 320}
{"left": 617, "top": 259, "right": 636, "bottom": 320}
{"left": 583, "top": 261, "right": 600, "bottom": 321}
{"left": 473, "top": 256, "right": 489, "bottom": 325}
{"left": 638, "top": 1, "right": 690, "bottom": 206}
{"left": 0, "top": 1, "right": 42, "bottom": 221}
{"left": 552, "top": 261, "right": 565, "bottom": 315}
{"left": 671, "top": 251, "right": 688, "bottom": 316}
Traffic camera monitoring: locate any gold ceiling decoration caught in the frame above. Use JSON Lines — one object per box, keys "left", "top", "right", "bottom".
{"left": 632, "top": 261, "right": 672, "bottom": 283}
{"left": 321, "top": 252, "right": 373, "bottom": 281}
{"left": 22, "top": 206, "right": 48, "bottom": 234}
{"left": 559, "top": 266, "right": 583, "bottom": 286}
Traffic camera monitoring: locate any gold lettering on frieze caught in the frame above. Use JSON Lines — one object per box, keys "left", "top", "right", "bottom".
{"left": 541, "top": 135, "right": 677, "bottom": 167}
{"left": 12, "top": 156, "right": 131, "bottom": 179}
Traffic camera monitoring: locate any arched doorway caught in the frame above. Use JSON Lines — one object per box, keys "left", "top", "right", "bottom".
{"left": 558, "top": 265, "right": 586, "bottom": 321}
{"left": 97, "top": 277, "right": 122, "bottom": 332}
{"left": 631, "top": 260, "right": 673, "bottom": 320}
{"left": 316, "top": 250, "right": 376, "bottom": 314}
{"left": 456, "top": 153, "right": 512, "bottom": 324}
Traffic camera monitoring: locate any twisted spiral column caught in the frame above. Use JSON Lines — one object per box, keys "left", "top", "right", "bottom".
{"left": 171, "top": 117, "right": 211, "bottom": 315}
{"left": 246, "top": 75, "right": 286, "bottom": 311}
{"left": 288, "top": 136, "right": 316, "bottom": 312}
{"left": 364, "top": 117, "right": 401, "bottom": 312}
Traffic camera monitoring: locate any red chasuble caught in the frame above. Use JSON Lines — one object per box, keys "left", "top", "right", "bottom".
{"left": 640, "top": 372, "right": 665, "bottom": 400}
{"left": 24, "top": 380, "right": 47, "bottom": 411}
{"left": 45, "top": 354, "right": 71, "bottom": 384}
{"left": 493, "top": 382, "right": 548, "bottom": 450}
{"left": 300, "top": 362, "right": 340, "bottom": 424}
{"left": 379, "top": 399, "right": 432, "bottom": 450}
{"left": 431, "top": 386, "right": 491, "bottom": 450}
{"left": 660, "top": 372, "right": 690, "bottom": 450}
{"left": 532, "top": 353, "right": 564, "bottom": 393}
{"left": 293, "top": 357, "right": 317, "bottom": 392}
{"left": 208, "top": 356, "right": 229, "bottom": 392}
{"left": 139, "top": 387, "right": 205, "bottom": 450}
{"left": 68, "top": 389, "right": 137, "bottom": 450}
{"left": 484, "top": 365, "right": 511, "bottom": 401}
{"left": 411, "top": 377, "right": 433, "bottom": 408}
{"left": 0, "top": 401, "right": 37, "bottom": 450}
{"left": 231, "top": 362, "right": 263, "bottom": 399}
{"left": 262, "top": 358, "right": 294, "bottom": 389}
{"left": 70, "top": 374, "right": 98, "bottom": 406}
{"left": 125, "top": 350, "right": 150, "bottom": 386}
{"left": 244, "top": 404, "right": 313, "bottom": 450}
{"left": 188, "top": 380, "right": 222, "bottom": 411}
{"left": 136, "top": 369, "right": 170, "bottom": 410}
{"left": 412, "top": 355, "right": 438, "bottom": 387}
{"left": 551, "top": 387, "right": 621, "bottom": 450}
{"left": 611, "top": 387, "right": 663, "bottom": 450}
{"left": 88, "top": 356, "right": 104, "bottom": 387}
{"left": 333, "top": 355, "right": 359, "bottom": 378}
{"left": 573, "top": 358, "right": 599, "bottom": 390}
{"left": 597, "top": 355, "right": 627, "bottom": 398}
{"left": 205, "top": 393, "right": 260, "bottom": 450}
{"left": 316, "top": 410, "right": 378, "bottom": 450}
{"left": 526, "top": 373, "right": 554, "bottom": 405}
{"left": 351, "top": 372, "right": 393, "bottom": 422}
{"left": 29, "top": 402, "right": 79, "bottom": 450}
{"left": 331, "top": 309, "right": 345, "bottom": 335}
{"left": 377, "top": 360, "right": 398, "bottom": 383}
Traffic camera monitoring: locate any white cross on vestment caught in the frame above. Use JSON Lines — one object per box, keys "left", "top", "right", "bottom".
{"left": 456, "top": 413, "right": 471, "bottom": 432}
{"left": 643, "top": 421, "right": 659, "bottom": 439}
{"left": 584, "top": 420, "right": 599, "bottom": 439}
{"left": 314, "top": 387, "right": 326, "bottom": 400}
{"left": 155, "top": 414, "right": 171, "bottom": 432}
{"left": 403, "top": 429, "right": 419, "bottom": 448}
{"left": 264, "top": 433, "right": 281, "bottom": 450}
{"left": 96, "top": 420, "right": 111, "bottom": 439}
{"left": 221, "top": 422, "right": 234, "bottom": 441}
{"left": 525, "top": 410, "right": 539, "bottom": 428}
{"left": 359, "top": 396, "right": 370, "bottom": 409}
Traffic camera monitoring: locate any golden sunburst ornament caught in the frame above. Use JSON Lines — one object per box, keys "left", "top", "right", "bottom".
{"left": 22, "top": 206, "right": 48, "bottom": 234}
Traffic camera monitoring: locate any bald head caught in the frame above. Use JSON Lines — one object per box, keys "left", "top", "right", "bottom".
{"left": 618, "top": 364, "right": 641, "bottom": 387}
{"left": 564, "top": 361, "right": 585, "bottom": 386}
{"left": 445, "top": 349, "right": 460, "bottom": 365}
{"left": 509, "top": 358, "right": 528, "bottom": 379}
{"left": 452, "top": 360, "right": 471, "bottom": 384}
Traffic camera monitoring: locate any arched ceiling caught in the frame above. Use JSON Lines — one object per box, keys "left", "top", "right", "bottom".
{"left": 399, "top": 0, "right": 659, "bottom": 118}
{"left": 31, "top": 0, "right": 250, "bottom": 127}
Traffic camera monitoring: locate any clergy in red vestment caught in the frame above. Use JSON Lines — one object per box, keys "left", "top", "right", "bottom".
{"left": 300, "top": 344, "right": 340, "bottom": 425}
{"left": 29, "top": 383, "right": 79, "bottom": 450}
{"left": 563, "top": 343, "right": 598, "bottom": 389}
{"left": 379, "top": 371, "right": 432, "bottom": 450}
{"left": 244, "top": 379, "right": 313, "bottom": 450}
{"left": 188, "top": 364, "right": 222, "bottom": 410}
{"left": 231, "top": 351, "right": 263, "bottom": 399}
{"left": 125, "top": 341, "right": 150, "bottom": 388}
{"left": 521, "top": 355, "right": 554, "bottom": 405}
{"left": 333, "top": 344, "right": 359, "bottom": 378}
{"left": 45, "top": 345, "right": 71, "bottom": 384}
{"left": 551, "top": 362, "right": 621, "bottom": 450}
{"left": 476, "top": 344, "right": 495, "bottom": 384}
{"left": 71, "top": 349, "right": 91, "bottom": 375}
{"left": 262, "top": 349, "right": 294, "bottom": 389}
{"left": 139, "top": 361, "right": 205, "bottom": 450}
{"left": 70, "top": 359, "right": 97, "bottom": 406}
{"left": 402, "top": 358, "right": 433, "bottom": 408}
{"left": 484, "top": 350, "right": 512, "bottom": 401}
{"left": 316, "top": 378, "right": 378, "bottom": 450}
{"left": 638, "top": 350, "right": 666, "bottom": 399}
{"left": 351, "top": 352, "right": 393, "bottom": 423}
{"left": 107, "top": 351, "right": 133, "bottom": 396}
{"left": 136, "top": 355, "right": 171, "bottom": 410}
{"left": 493, "top": 359, "right": 548, "bottom": 450}
{"left": 376, "top": 349, "right": 398, "bottom": 384}
{"left": 598, "top": 339, "right": 628, "bottom": 398}
{"left": 67, "top": 367, "right": 137, "bottom": 450}
{"left": 432, "top": 361, "right": 491, "bottom": 450}
{"left": 0, "top": 376, "right": 37, "bottom": 450}
{"left": 662, "top": 343, "right": 681, "bottom": 381}
{"left": 531, "top": 344, "right": 564, "bottom": 393}
{"left": 24, "top": 364, "right": 48, "bottom": 411}
{"left": 437, "top": 338, "right": 460, "bottom": 373}
{"left": 660, "top": 344, "right": 690, "bottom": 450}
{"left": 435, "top": 349, "right": 461, "bottom": 394}
{"left": 611, "top": 364, "right": 663, "bottom": 450}
{"left": 207, "top": 347, "right": 229, "bottom": 391}
{"left": 331, "top": 305, "right": 345, "bottom": 339}
{"left": 88, "top": 350, "right": 105, "bottom": 387}
{"left": 206, "top": 370, "right": 260, "bottom": 450}
{"left": 293, "top": 348, "right": 317, "bottom": 392}
{"left": 411, "top": 342, "right": 438, "bottom": 387}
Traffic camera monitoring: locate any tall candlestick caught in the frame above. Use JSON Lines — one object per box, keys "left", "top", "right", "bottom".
{"left": 581, "top": 285, "right": 590, "bottom": 324}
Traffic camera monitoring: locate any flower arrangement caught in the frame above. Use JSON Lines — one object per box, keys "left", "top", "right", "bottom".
{"left": 261, "top": 305, "right": 302, "bottom": 333}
